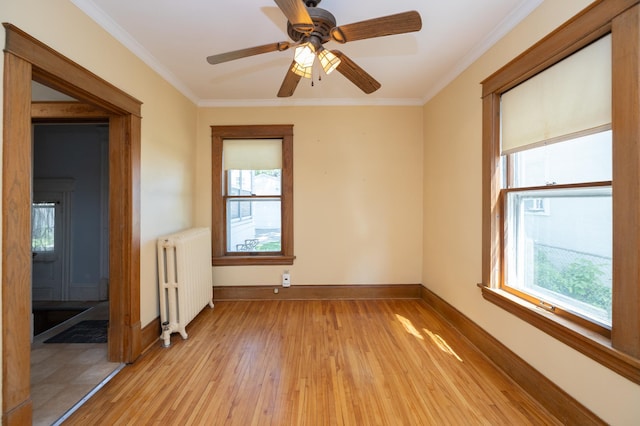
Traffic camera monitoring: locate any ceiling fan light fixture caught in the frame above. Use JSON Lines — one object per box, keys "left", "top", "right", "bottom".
{"left": 294, "top": 42, "right": 316, "bottom": 68}
{"left": 207, "top": 3, "right": 422, "bottom": 97}
{"left": 291, "top": 62, "right": 313, "bottom": 79}
{"left": 317, "top": 48, "right": 341, "bottom": 75}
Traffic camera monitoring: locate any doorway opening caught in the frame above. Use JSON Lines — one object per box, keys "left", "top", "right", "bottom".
{"left": 31, "top": 124, "right": 110, "bottom": 330}
{"left": 3, "top": 23, "right": 142, "bottom": 423}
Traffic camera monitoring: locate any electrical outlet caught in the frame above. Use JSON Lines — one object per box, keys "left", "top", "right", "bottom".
{"left": 282, "top": 272, "right": 291, "bottom": 287}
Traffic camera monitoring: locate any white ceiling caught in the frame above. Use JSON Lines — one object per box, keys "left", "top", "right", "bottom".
{"left": 70, "top": 0, "right": 542, "bottom": 107}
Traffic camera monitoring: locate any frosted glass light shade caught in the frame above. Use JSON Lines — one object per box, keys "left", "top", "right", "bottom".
{"left": 291, "top": 62, "right": 312, "bottom": 78}
{"left": 318, "top": 48, "right": 341, "bottom": 74}
{"left": 294, "top": 43, "right": 316, "bottom": 68}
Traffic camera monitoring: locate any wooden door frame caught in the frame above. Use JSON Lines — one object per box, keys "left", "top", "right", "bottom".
{"left": 3, "top": 24, "right": 142, "bottom": 424}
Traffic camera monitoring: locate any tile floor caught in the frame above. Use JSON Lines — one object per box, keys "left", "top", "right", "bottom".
{"left": 31, "top": 302, "right": 123, "bottom": 426}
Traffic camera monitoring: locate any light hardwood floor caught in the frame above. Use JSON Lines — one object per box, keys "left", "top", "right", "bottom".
{"left": 64, "top": 299, "right": 561, "bottom": 425}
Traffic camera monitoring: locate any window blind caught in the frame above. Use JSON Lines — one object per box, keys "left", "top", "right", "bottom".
{"left": 500, "top": 34, "right": 611, "bottom": 155}
{"left": 223, "top": 139, "right": 282, "bottom": 170}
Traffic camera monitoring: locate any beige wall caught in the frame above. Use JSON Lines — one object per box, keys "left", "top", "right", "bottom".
{"left": 0, "top": 0, "right": 199, "bottom": 330}
{"left": 196, "top": 106, "right": 423, "bottom": 287}
{"left": 422, "top": 0, "right": 640, "bottom": 424}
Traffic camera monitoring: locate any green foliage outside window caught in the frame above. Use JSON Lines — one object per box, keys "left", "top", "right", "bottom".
{"left": 534, "top": 248, "right": 611, "bottom": 317}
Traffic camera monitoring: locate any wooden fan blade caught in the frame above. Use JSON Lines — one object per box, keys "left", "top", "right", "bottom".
{"left": 277, "top": 62, "right": 303, "bottom": 97}
{"left": 333, "top": 50, "right": 381, "bottom": 94}
{"left": 274, "top": 0, "right": 314, "bottom": 33}
{"left": 330, "top": 11, "right": 422, "bottom": 44}
{"left": 206, "top": 42, "right": 290, "bottom": 65}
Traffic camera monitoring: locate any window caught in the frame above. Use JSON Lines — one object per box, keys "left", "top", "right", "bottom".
{"left": 211, "top": 125, "right": 295, "bottom": 265}
{"left": 481, "top": 2, "right": 640, "bottom": 384}
{"left": 32, "top": 202, "right": 57, "bottom": 253}
{"left": 501, "top": 32, "right": 613, "bottom": 332}
{"left": 522, "top": 198, "right": 547, "bottom": 214}
{"left": 223, "top": 139, "right": 282, "bottom": 253}
{"left": 504, "top": 132, "right": 613, "bottom": 331}
{"left": 31, "top": 179, "right": 74, "bottom": 263}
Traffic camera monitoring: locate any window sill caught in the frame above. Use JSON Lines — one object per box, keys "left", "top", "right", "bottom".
{"left": 479, "top": 284, "right": 640, "bottom": 385}
{"left": 212, "top": 255, "right": 295, "bottom": 266}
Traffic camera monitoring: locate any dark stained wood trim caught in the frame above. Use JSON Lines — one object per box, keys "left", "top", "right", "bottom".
{"left": 611, "top": 4, "right": 640, "bottom": 358}
{"left": 2, "top": 401, "right": 31, "bottom": 426}
{"left": 211, "top": 130, "right": 224, "bottom": 258}
{"left": 31, "top": 101, "right": 110, "bottom": 121}
{"left": 141, "top": 317, "right": 162, "bottom": 353}
{"left": 209, "top": 125, "right": 293, "bottom": 139}
{"left": 481, "top": 92, "right": 501, "bottom": 288}
{"left": 213, "top": 284, "right": 422, "bottom": 301}
{"left": 420, "top": 286, "right": 605, "bottom": 425}
{"left": 127, "top": 114, "right": 142, "bottom": 361}
{"left": 4, "top": 23, "right": 141, "bottom": 116}
{"left": 281, "top": 130, "right": 294, "bottom": 259}
{"left": 482, "top": 0, "right": 639, "bottom": 96}
{"left": 212, "top": 256, "right": 296, "bottom": 266}
{"left": 2, "top": 51, "right": 34, "bottom": 426}
{"left": 108, "top": 115, "right": 142, "bottom": 362}
{"left": 108, "top": 114, "right": 142, "bottom": 363}
{"left": 3, "top": 24, "right": 142, "bottom": 422}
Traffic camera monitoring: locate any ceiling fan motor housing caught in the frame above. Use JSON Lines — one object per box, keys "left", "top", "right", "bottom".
{"left": 287, "top": 7, "right": 336, "bottom": 44}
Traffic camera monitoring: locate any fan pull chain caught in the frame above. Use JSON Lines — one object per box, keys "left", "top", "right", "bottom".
{"left": 311, "top": 70, "right": 323, "bottom": 88}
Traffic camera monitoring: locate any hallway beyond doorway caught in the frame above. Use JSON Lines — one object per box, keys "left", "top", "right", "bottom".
{"left": 31, "top": 302, "right": 123, "bottom": 426}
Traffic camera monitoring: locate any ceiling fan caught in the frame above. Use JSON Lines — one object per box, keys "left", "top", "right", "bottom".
{"left": 206, "top": 0, "right": 422, "bottom": 97}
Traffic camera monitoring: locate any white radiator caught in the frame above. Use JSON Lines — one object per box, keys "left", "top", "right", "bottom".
{"left": 157, "top": 227, "right": 214, "bottom": 347}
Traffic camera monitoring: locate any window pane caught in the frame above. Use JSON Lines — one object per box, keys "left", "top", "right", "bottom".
{"left": 511, "top": 130, "right": 611, "bottom": 188}
{"left": 227, "top": 169, "right": 281, "bottom": 196}
{"left": 227, "top": 199, "right": 281, "bottom": 252}
{"left": 32, "top": 202, "right": 56, "bottom": 252}
{"left": 505, "top": 187, "right": 612, "bottom": 326}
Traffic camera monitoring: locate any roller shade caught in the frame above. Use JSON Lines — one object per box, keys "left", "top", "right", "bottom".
{"left": 223, "top": 139, "right": 282, "bottom": 170}
{"left": 501, "top": 34, "right": 611, "bottom": 155}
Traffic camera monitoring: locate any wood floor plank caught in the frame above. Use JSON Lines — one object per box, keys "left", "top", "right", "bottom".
{"left": 64, "top": 300, "right": 561, "bottom": 425}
